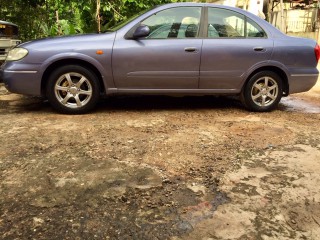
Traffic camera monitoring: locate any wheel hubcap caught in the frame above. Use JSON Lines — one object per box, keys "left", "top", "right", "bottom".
{"left": 54, "top": 72, "right": 93, "bottom": 109}
{"left": 251, "top": 76, "right": 279, "bottom": 107}
{"left": 69, "top": 86, "right": 79, "bottom": 95}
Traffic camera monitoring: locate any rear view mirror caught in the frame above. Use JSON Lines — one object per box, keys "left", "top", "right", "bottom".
{"left": 133, "top": 25, "right": 150, "bottom": 39}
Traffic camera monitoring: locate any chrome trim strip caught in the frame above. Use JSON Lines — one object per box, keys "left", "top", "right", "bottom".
{"left": 4, "top": 70, "right": 37, "bottom": 73}
{"left": 115, "top": 88, "right": 238, "bottom": 93}
{"left": 291, "top": 74, "right": 318, "bottom": 77}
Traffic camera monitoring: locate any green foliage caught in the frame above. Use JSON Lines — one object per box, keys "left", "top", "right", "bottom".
{"left": 0, "top": 0, "right": 183, "bottom": 41}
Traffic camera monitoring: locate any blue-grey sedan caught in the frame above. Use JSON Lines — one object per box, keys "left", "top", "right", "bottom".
{"left": 1, "top": 3, "right": 319, "bottom": 114}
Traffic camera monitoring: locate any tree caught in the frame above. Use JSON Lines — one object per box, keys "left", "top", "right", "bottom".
{"left": 0, "top": 0, "right": 181, "bottom": 41}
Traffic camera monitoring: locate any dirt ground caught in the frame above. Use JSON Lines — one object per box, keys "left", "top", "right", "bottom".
{"left": 0, "top": 78, "right": 320, "bottom": 239}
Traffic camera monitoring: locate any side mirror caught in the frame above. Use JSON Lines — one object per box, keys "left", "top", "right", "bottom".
{"left": 133, "top": 25, "right": 150, "bottom": 39}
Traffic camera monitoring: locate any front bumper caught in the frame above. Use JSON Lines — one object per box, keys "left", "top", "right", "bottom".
{"left": 1, "top": 61, "right": 42, "bottom": 96}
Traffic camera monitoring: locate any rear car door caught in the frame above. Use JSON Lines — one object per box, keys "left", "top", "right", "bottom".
{"left": 200, "top": 7, "right": 274, "bottom": 91}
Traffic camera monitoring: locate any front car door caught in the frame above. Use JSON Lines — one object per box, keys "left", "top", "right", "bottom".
{"left": 112, "top": 6, "right": 203, "bottom": 90}
{"left": 200, "top": 7, "right": 274, "bottom": 92}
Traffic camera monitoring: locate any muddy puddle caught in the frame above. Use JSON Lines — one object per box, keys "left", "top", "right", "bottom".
{"left": 280, "top": 96, "right": 320, "bottom": 113}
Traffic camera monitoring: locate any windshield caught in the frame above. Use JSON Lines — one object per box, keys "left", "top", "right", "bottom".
{"left": 0, "top": 23, "right": 19, "bottom": 39}
{"left": 108, "top": 8, "right": 151, "bottom": 31}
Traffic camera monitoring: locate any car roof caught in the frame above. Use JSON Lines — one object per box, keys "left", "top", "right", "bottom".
{"left": 156, "top": 3, "right": 261, "bottom": 17}
{"left": 0, "top": 20, "right": 18, "bottom": 27}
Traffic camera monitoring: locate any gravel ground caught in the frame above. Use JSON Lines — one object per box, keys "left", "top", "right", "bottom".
{"left": 0, "top": 80, "right": 320, "bottom": 239}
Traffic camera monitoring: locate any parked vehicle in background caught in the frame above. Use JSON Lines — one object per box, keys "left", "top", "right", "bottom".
{"left": 0, "top": 3, "right": 319, "bottom": 114}
{"left": 0, "top": 21, "right": 21, "bottom": 64}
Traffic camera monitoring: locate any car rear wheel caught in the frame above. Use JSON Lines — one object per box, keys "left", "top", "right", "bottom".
{"left": 46, "top": 65, "right": 100, "bottom": 114}
{"left": 241, "top": 71, "right": 283, "bottom": 112}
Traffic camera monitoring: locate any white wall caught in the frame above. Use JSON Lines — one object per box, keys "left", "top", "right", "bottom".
{"left": 271, "top": 9, "right": 317, "bottom": 33}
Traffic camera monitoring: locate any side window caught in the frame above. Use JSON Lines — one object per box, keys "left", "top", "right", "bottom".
{"left": 141, "top": 7, "right": 202, "bottom": 39}
{"left": 247, "top": 18, "right": 266, "bottom": 38}
{"left": 208, "top": 8, "right": 266, "bottom": 38}
{"left": 208, "top": 8, "right": 245, "bottom": 38}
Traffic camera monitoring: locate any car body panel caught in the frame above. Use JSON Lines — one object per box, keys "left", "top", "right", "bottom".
{"left": 1, "top": 61, "right": 42, "bottom": 95}
{"left": 112, "top": 38, "right": 203, "bottom": 89}
{"left": 200, "top": 38, "right": 274, "bottom": 91}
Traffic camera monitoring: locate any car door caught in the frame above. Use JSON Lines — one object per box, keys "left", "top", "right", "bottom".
{"left": 112, "top": 6, "right": 203, "bottom": 90}
{"left": 200, "top": 7, "right": 274, "bottom": 91}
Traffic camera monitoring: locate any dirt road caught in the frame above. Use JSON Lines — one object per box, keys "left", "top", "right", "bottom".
{"left": 0, "top": 81, "right": 320, "bottom": 239}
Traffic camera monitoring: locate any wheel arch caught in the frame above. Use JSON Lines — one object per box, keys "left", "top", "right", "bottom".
{"left": 41, "top": 59, "right": 106, "bottom": 96}
{"left": 242, "top": 66, "right": 289, "bottom": 96}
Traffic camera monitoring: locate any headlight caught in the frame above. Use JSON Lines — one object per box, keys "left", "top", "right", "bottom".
{"left": 6, "top": 48, "right": 28, "bottom": 61}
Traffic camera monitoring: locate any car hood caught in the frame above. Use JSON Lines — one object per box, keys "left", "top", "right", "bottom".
{"left": 20, "top": 32, "right": 116, "bottom": 50}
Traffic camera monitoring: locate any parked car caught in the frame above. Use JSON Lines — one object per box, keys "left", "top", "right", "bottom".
{"left": 0, "top": 3, "right": 319, "bottom": 114}
{"left": 0, "top": 20, "right": 21, "bottom": 63}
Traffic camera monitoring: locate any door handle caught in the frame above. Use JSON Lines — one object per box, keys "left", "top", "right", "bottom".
{"left": 184, "top": 47, "right": 197, "bottom": 53}
{"left": 254, "top": 47, "right": 265, "bottom": 52}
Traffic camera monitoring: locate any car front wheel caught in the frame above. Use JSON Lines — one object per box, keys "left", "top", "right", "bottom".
{"left": 241, "top": 71, "right": 283, "bottom": 112}
{"left": 46, "top": 65, "right": 100, "bottom": 114}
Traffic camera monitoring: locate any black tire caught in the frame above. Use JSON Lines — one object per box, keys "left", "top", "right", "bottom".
{"left": 241, "top": 71, "right": 283, "bottom": 112}
{"left": 46, "top": 65, "right": 100, "bottom": 114}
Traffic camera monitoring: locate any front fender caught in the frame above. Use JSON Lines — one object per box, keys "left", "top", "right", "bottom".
{"left": 39, "top": 52, "right": 114, "bottom": 90}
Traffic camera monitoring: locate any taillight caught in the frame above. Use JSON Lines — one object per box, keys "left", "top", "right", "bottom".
{"left": 315, "top": 44, "right": 320, "bottom": 62}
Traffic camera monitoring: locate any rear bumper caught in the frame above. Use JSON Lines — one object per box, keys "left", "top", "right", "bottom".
{"left": 289, "top": 71, "right": 319, "bottom": 94}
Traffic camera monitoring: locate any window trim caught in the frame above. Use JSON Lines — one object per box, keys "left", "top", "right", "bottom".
{"left": 124, "top": 6, "right": 269, "bottom": 40}
{"left": 125, "top": 6, "right": 204, "bottom": 40}
{"left": 205, "top": 7, "right": 268, "bottom": 39}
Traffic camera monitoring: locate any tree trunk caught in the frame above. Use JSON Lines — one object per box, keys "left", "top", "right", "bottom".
{"left": 96, "top": 0, "right": 101, "bottom": 33}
